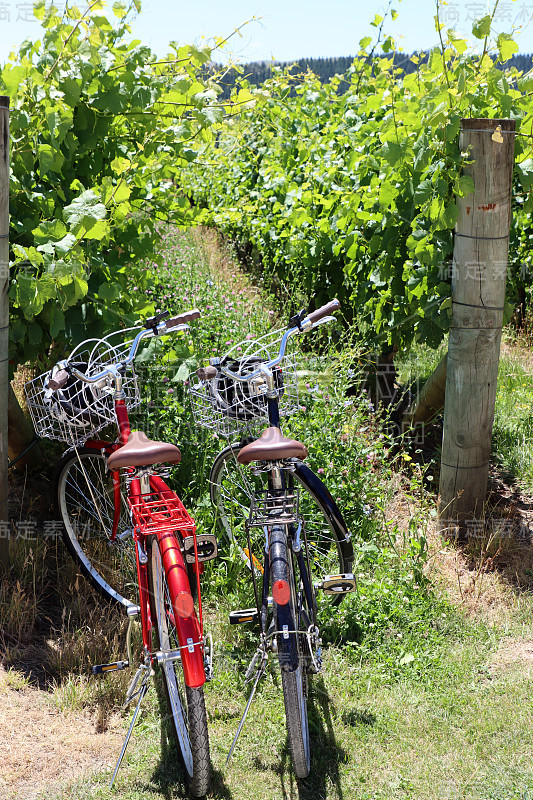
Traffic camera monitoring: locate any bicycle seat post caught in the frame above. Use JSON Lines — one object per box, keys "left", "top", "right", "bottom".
{"left": 261, "top": 366, "right": 282, "bottom": 430}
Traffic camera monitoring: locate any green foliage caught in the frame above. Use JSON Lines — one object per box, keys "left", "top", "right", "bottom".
{"left": 3, "top": 0, "right": 224, "bottom": 370}
{"left": 491, "top": 341, "right": 533, "bottom": 494}
{"left": 135, "top": 229, "right": 437, "bottom": 678}
{"left": 186, "top": 11, "right": 533, "bottom": 352}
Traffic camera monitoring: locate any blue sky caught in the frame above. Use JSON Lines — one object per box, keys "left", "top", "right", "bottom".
{"left": 1, "top": 0, "right": 533, "bottom": 65}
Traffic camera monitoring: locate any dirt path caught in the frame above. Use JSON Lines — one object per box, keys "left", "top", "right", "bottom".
{"left": 0, "top": 668, "right": 123, "bottom": 799}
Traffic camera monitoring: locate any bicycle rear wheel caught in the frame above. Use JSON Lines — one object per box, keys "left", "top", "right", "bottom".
{"left": 270, "top": 524, "right": 311, "bottom": 778}
{"left": 148, "top": 538, "right": 210, "bottom": 798}
{"left": 209, "top": 442, "right": 353, "bottom": 604}
{"left": 54, "top": 447, "right": 137, "bottom": 609}
{"left": 281, "top": 667, "right": 310, "bottom": 778}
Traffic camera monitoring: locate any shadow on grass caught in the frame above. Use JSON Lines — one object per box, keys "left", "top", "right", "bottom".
{"left": 341, "top": 708, "right": 376, "bottom": 727}
{"left": 268, "top": 674, "right": 349, "bottom": 800}
{"left": 152, "top": 670, "right": 233, "bottom": 799}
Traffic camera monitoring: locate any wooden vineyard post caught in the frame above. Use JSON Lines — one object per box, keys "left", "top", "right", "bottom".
{"left": 0, "top": 96, "right": 9, "bottom": 571}
{"left": 438, "top": 118, "right": 515, "bottom": 538}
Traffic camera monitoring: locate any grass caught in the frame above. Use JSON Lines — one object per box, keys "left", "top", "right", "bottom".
{"left": 1, "top": 667, "right": 31, "bottom": 691}
{"left": 43, "top": 611, "right": 533, "bottom": 799}
{"left": 492, "top": 340, "right": 533, "bottom": 494}
{"left": 396, "top": 332, "right": 533, "bottom": 495}
{"left": 4, "top": 225, "right": 533, "bottom": 799}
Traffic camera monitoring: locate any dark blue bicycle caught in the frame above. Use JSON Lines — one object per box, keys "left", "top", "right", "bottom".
{"left": 190, "top": 300, "right": 355, "bottom": 778}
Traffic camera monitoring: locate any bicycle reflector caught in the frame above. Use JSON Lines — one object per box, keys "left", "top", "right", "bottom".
{"left": 272, "top": 579, "right": 290, "bottom": 606}
{"left": 174, "top": 591, "right": 194, "bottom": 619}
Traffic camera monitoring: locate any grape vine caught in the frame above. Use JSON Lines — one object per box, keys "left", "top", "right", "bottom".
{"left": 2, "top": 0, "right": 228, "bottom": 370}
{"left": 186, "top": 7, "right": 533, "bottom": 351}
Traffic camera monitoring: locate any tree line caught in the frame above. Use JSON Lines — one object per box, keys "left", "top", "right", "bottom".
{"left": 213, "top": 52, "right": 533, "bottom": 98}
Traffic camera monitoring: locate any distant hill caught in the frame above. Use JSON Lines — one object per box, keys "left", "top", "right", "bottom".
{"left": 214, "top": 53, "right": 533, "bottom": 98}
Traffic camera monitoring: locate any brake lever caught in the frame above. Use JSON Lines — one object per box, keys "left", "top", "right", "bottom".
{"left": 288, "top": 308, "right": 306, "bottom": 331}
{"left": 143, "top": 310, "right": 169, "bottom": 335}
{"left": 308, "top": 315, "right": 336, "bottom": 330}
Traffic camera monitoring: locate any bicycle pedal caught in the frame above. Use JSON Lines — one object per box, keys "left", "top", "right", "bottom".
{"left": 319, "top": 573, "right": 356, "bottom": 595}
{"left": 182, "top": 533, "right": 218, "bottom": 563}
{"left": 229, "top": 608, "right": 260, "bottom": 625}
{"left": 92, "top": 660, "right": 129, "bottom": 676}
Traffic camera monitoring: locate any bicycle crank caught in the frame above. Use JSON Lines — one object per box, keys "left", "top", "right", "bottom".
{"left": 91, "top": 659, "right": 129, "bottom": 675}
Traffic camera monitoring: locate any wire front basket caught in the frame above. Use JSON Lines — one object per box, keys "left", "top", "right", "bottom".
{"left": 188, "top": 329, "right": 299, "bottom": 437}
{"left": 24, "top": 331, "right": 141, "bottom": 447}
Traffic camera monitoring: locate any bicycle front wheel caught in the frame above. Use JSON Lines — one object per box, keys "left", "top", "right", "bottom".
{"left": 148, "top": 538, "right": 210, "bottom": 798}
{"left": 209, "top": 443, "right": 354, "bottom": 604}
{"left": 54, "top": 447, "right": 137, "bottom": 609}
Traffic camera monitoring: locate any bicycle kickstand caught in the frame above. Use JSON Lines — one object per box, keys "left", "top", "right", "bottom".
{"left": 226, "top": 641, "right": 269, "bottom": 767}
{"left": 110, "top": 663, "right": 152, "bottom": 788}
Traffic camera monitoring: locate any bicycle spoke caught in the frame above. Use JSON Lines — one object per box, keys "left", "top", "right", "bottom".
{"left": 56, "top": 450, "right": 137, "bottom": 607}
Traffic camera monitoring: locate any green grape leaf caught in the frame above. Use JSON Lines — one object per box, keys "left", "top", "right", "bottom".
{"left": 63, "top": 190, "right": 107, "bottom": 233}
{"left": 49, "top": 306, "right": 66, "bottom": 338}
{"left": 97, "top": 282, "right": 122, "bottom": 302}
{"left": 455, "top": 176, "right": 475, "bottom": 197}
{"left": 10, "top": 318, "right": 26, "bottom": 343}
{"left": 413, "top": 179, "right": 433, "bottom": 205}
{"left": 472, "top": 15, "right": 491, "bottom": 39}
{"left": 517, "top": 159, "right": 533, "bottom": 189}
{"left": 32, "top": 219, "right": 68, "bottom": 244}
{"left": 497, "top": 33, "right": 518, "bottom": 62}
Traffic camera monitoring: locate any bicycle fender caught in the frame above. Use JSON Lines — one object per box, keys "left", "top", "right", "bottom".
{"left": 156, "top": 529, "right": 206, "bottom": 689}
{"left": 293, "top": 462, "right": 351, "bottom": 546}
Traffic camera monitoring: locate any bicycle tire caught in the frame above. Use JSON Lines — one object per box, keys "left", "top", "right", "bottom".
{"left": 209, "top": 442, "right": 354, "bottom": 604}
{"left": 148, "top": 538, "right": 210, "bottom": 798}
{"left": 281, "top": 667, "right": 311, "bottom": 778}
{"left": 54, "top": 447, "right": 137, "bottom": 609}
{"left": 270, "top": 524, "right": 311, "bottom": 778}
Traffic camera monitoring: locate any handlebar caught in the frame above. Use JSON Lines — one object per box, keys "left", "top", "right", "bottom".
{"left": 308, "top": 299, "right": 340, "bottom": 325}
{"left": 167, "top": 309, "right": 201, "bottom": 328}
{"left": 47, "top": 369, "right": 70, "bottom": 391}
{"left": 196, "top": 299, "right": 340, "bottom": 385}
{"left": 196, "top": 365, "right": 218, "bottom": 381}
{"left": 46, "top": 308, "right": 200, "bottom": 391}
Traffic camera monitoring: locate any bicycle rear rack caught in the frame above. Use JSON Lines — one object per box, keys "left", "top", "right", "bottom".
{"left": 248, "top": 489, "right": 300, "bottom": 528}
{"left": 128, "top": 491, "right": 196, "bottom": 534}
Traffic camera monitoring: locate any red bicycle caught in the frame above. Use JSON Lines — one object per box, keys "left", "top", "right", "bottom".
{"left": 25, "top": 310, "right": 214, "bottom": 797}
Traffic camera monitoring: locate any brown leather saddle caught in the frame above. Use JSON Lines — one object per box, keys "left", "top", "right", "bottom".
{"left": 237, "top": 426, "right": 308, "bottom": 465}
{"left": 107, "top": 430, "right": 181, "bottom": 470}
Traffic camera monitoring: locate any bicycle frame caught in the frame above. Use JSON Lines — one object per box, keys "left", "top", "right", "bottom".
{"left": 243, "top": 370, "right": 314, "bottom": 669}
{"left": 80, "top": 394, "right": 207, "bottom": 689}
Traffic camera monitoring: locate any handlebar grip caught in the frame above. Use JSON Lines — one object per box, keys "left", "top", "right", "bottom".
{"left": 166, "top": 308, "right": 201, "bottom": 328}
{"left": 307, "top": 299, "right": 340, "bottom": 325}
{"left": 47, "top": 369, "right": 69, "bottom": 391}
{"left": 196, "top": 365, "right": 218, "bottom": 381}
